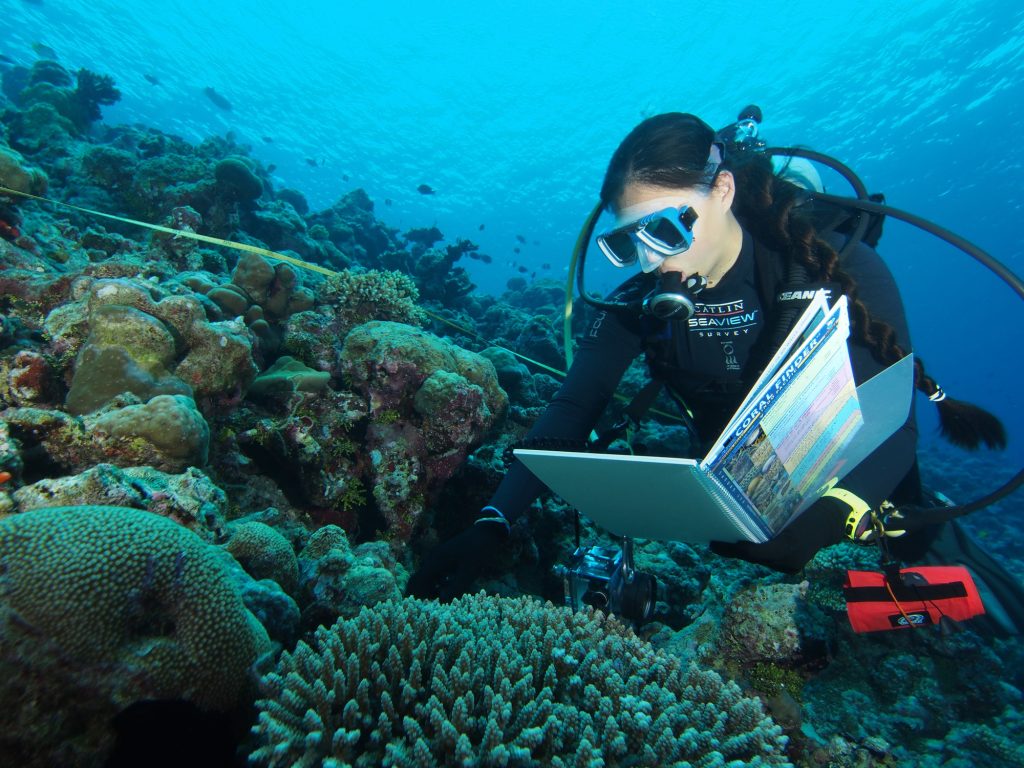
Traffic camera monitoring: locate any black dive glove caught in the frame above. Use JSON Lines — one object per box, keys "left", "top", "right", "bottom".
{"left": 710, "top": 495, "right": 849, "bottom": 574}
{"left": 406, "top": 519, "right": 509, "bottom": 601}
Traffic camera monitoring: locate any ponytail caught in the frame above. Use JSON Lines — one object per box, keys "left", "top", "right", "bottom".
{"left": 731, "top": 156, "right": 1005, "bottom": 451}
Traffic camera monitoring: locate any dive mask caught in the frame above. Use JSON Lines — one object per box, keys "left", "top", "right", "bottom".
{"left": 596, "top": 203, "right": 699, "bottom": 273}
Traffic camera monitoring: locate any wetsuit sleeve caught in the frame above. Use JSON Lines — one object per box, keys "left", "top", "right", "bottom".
{"left": 486, "top": 306, "right": 644, "bottom": 524}
{"left": 830, "top": 237, "right": 918, "bottom": 507}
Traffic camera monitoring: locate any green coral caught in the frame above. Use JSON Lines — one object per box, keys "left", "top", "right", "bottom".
{"left": 338, "top": 477, "right": 367, "bottom": 513}
{"left": 748, "top": 662, "right": 805, "bottom": 702}
{"left": 373, "top": 407, "right": 401, "bottom": 424}
{"left": 0, "top": 506, "right": 272, "bottom": 766}
{"left": 249, "top": 593, "right": 789, "bottom": 767}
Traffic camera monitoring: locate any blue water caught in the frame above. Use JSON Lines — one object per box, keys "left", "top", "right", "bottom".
{"left": 5, "top": 0, "right": 1024, "bottom": 473}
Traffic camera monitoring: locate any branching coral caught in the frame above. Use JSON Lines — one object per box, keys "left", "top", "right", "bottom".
{"left": 249, "top": 593, "right": 790, "bottom": 767}
{"left": 320, "top": 268, "right": 426, "bottom": 334}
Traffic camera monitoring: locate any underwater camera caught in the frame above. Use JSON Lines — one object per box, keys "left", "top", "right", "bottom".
{"left": 553, "top": 538, "right": 658, "bottom": 624}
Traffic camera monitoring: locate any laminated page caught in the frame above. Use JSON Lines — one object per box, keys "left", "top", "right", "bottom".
{"left": 701, "top": 290, "right": 830, "bottom": 467}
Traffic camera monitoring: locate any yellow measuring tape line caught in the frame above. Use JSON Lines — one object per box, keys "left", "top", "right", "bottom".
{"left": 0, "top": 185, "right": 569, "bottom": 378}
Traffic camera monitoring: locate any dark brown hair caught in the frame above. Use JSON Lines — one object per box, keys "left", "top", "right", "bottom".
{"left": 601, "top": 112, "right": 1005, "bottom": 450}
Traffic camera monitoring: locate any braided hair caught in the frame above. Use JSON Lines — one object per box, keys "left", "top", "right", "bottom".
{"left": 600, "top": 112, "right": 1005, "bottom": 450}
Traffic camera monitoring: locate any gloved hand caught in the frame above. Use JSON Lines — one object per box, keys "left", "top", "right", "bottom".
{"left": 710, "top": 495, "right": 848, "bottom": 574}
{"left": 406, "top": 521, "right": 508, "bottom": 601}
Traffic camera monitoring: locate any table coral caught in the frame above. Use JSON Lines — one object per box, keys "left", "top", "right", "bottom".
{"left": 0, "top": 505, "right": 271, "bottom": 766}
{"left": 248, "top": 593, "right": 790, "bottom": 767}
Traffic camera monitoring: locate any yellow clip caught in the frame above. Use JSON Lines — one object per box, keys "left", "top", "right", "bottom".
{"left": 824, "top": 487, "right": 874, "bottom": 542}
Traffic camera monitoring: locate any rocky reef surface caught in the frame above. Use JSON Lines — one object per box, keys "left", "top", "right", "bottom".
{"left": 1, "top": 59, "right": 1022, "bottom": 767}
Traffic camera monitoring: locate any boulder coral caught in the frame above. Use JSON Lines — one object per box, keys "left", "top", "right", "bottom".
{"left": 192, "top": 252, "right": 315, "bottom": 338}
{"left": 248, "top": 593, "right": 789, "bottom": 767}
{"left": 0, "top": 144, "right": 48, "bottom": 197}
{"left": 223, "top": 520, "right": 300, "bottom": 594}
{"left": 0, "top": 505, "right": 272, "bottom": 767}
{"left": 279, "top": 268, "right": 425, "bottom": 381}
{"left": 3, "top": 397, "right": 210, "bottom": 475}
{"left": 718, "top": 581, "right": 830, "bottom": 667}
{"left": 52, "top": 277, "right": 257, "bottom": 413}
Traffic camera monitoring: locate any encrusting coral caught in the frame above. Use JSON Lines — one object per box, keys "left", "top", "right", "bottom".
{"left": 248, "top": 593, "right": 790, "bottom": 767}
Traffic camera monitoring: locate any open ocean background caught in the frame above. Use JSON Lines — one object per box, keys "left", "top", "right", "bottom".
{"left": 4, "top": 0, "right": 1023, "bottom": 472}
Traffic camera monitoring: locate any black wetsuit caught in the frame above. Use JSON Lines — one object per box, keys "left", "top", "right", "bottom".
{"left": 489, "top": 228, "right": 920, "bottom": 527}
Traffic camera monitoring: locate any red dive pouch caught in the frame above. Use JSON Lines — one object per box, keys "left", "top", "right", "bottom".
{"left": 843, "top": 566, "right": 985, "bottom": 633}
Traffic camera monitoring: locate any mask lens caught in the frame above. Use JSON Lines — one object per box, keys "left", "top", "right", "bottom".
{"left": 644, "top": 216, "right": 688, "bottom": 250}
{"left": 597, "top": 229, "right": 638, "bottom": 267}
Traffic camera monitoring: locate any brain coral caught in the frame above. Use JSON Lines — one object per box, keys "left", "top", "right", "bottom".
{"left": 0, "top": 505, "right": 271, "bottom": 766}
{"left": 249, "top": 593, "right": 790, "bottom": 767}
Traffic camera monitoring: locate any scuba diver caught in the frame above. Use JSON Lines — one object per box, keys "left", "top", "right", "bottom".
{"left": 407, "top": 109, "right": 1024, "bottom": 635}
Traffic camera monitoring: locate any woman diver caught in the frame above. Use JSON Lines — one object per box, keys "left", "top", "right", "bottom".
{"left": 407, "top": 112, "right": 1011, "bottom": 617}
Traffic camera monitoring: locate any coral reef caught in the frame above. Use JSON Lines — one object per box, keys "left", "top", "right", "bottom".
{"left": 0, "top": 47, "right": 1019, "bottom": 768}
{"left": 340, "top": 321, "right": 508, "bottom": 541}
{"left": 248, "top": 593, "right": 790, "bottom": 767}
{"left": 0, "top": 144, "right": 48, "bottom": 197}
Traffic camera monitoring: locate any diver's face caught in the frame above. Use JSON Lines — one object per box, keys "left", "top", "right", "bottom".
{"left": 613, "top": 174, "right": 739, "bottom": 284}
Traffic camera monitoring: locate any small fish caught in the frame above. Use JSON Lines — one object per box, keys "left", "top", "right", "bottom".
{"left": 518, "top": 266, "right": 528, "bottom": 274}
{"left": 261, "top": 136, "right": 274, "bottom": 143}
{"left": 468, "top": 252, "right": 480, "bottom": 260}
{"left": 203, "top": 86, "right": 232, "bottom": 110}
{"left": 342, "top": 173, "right": 349, "bottom": 181}
{"left": 513, "top": 247, "right": 520, "bottom": 254}
{"left": 266, "top": 164, "right": 277, "bottom": 173}
{"left": 143, "top": 73, "right": 160, "bottom": 86}
{"left": 478, "top": 223, "right": 485, "bottom": 231}
{"left": 481, "top": 254, "right": 492, "bottom": 264}
{"left": 515, "top": 234, "right": 526, "bottom": 244}
{"left": 541, "top": 263, "right": 551, "bottom": 270}
{"left": 384, "top": 198, "right": 393, "bottom": 206}
{"left": 417, "top": 184, "right": 435, "bottom": 195}
{"left": 305, "top": 157, "right": 320, "bottom": 167}
{"left": 0, "top": 471, "right": 12, "bottom": 485}
{"left": 31, "top": 42, "right": 57, "bottom": 59}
